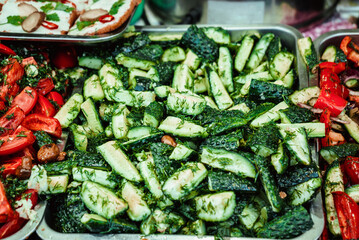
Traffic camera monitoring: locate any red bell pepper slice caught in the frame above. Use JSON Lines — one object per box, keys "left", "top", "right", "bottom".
{"left": 99, "top": 14, "right": 115, "bottom": 23}
{"left": 35, "top": 77, "right": 54, "bottom": 96}
{"left": 42, "top": 21, "right": 59, "bottom": 30}
{"left": 21, "top": 114, "right": 62, "bottom": 138}
{"left": 10, "top": 86, "right": 38, "bottom": 115}
{"left": 340, "top": 36, "right": 352, "bottom": 55}
{"left": 0, "top": 43, "right": 16, "bottom": 56}
{"left": 34, "top": 94, "right": 56, "bottom": 117}
{"left": 0, "top": 212, "right": 26, "bottom": 239}
{"left": 0, "top": 181, "right": 14, "bottom": 223}
{"left": 320, "top": 108, "right": 332, "bottom": 147}
{"left": 332, "top": 191, "right": 359, "bottom": 240}
{"left": 320, "top": 68, "right": 342, "bottom": 97}
{"left": 344, "top": 156, "right": 359, "bottom": 185}
{"left": 0, "top": 126, "right": 36, "bottom": 156}
{"left": 1, "top": 157, "right": 22, "bottom": 177}
{"left": 347, "top": 50, "right": 359, "bottom": 67}
{"left": 1, "top": 58, "right": 24, "bottom": 85}
{"left": 0, "top": 106, "right": 26, "bottom": 136}
{"left": 313, "top": 89, "right": 348, "bottom": 117}
{"left": 319, "top": 62, "right": 346, "bottom": 74}
{"left": 47, "top": 91, "right": 64, "bottom": 108}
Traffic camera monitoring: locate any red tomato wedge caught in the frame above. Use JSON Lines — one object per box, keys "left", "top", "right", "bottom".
{"left": 0, "top": 181, "right": 14, "bottom": 223}
{"left": 34, "top": 94, "right": 56, "bottom": 117}
{"left": 0, "top": 212, "right": 26, "bottom": 239}
{"left": 21, "top": 57, "right": 37, "bottom": 67}
{"left": 10, "top": 87, "right": 38, "bottom": 115}
{"left": 0, "top": 106, "right": 25, "bottom": 136}
{"left": 0, "top": 101, "right": 6, "bottom": 112}
{"left": 21, "top": 114, "right": 62, "bottom": 138}
{"left": 0, "top": 126, "right": 35, "bottom": 156}
{"left": 35, "top": 78, "right": 54, "bottom": 96}
{"left": 47, "top": 91, "right": 64, "bottom": 108}
{"left": 7, "top": 83, "right": 20, "bottom": 98}
{"left": 1, "top": 59, "right": 24, "bottom": 85}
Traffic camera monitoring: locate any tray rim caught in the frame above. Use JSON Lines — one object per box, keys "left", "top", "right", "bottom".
{"left": 36, "top": 24, "right": 324, "bottom": 240}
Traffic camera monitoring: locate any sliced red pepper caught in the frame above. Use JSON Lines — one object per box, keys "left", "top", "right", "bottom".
{"left": 34, "top": 94, "right": 56, "bottom": 117}
{"left": 332, "top": 191, "right": 359, "bottom": 240}
{"left": 313, "top": 89, "right": 348, "bottom": 117}
{"left": 42, "top": 21, "right": 58, "bottom": 30}
{"left": 0, "top": 43, "right": 16, "bottom": 56}
{"left": 340, "top": 36, "right": 352, "bottom": 55}
{"left": 10, "top": 86, "right": 38, "bottom": 115}
{"left": 320, "top": 108, "right": 332, "bottom": 147}
{"left": 47, "top": 91, "right": 64, "bottom": 108}
{"left": 0, "top": 212, "right": 26, "bottom": 239}
{"left": 0, "top": 181, "right": 14, "bottom": 223}
{"left": 21, "top": 56, "right": 37, "bottom": 67}
{"left": 22, "top": 114, "right": 62, "bottom": 138}
{"left": 99, "top": 14, "right": 115, "bottom": 23}
{"left": 320, "top": 68, "right": 342, "bottom": 97}
{"left": 0, "top": 126, "right": 36, "bottom": 156}
{"left": 319, "top": 62, "right": 346, "bottom": 74}
{"left": 61, "top": 0, "right": 77, "bottom": 8}
{"left": 344, "top": 156, "right": 359, "bottom": 185}
{"left": 347, "top": 50, "right": 359, "bottom": 67}
{"left": 35, "top": 77, "right": 54, "bottom": 95}
{"left": 0, "top": 106, "right": 26, "bottom": 136}
{"left": 1, "top": 58, "right": 24, "bottom": 85}
{"left": 1, "top": 157, "right": 22, "bottom": 177}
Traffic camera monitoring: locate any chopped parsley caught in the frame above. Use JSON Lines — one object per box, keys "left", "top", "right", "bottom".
{"left": 6, "top": 16, "right": 24, "bottom": 26}
{"left": 109, "top": 0, "right": 124, "bottom": 15}
{"left": 76, "top": 21, "right": 95, "bottom": 31}
{"left": 46, "top": 13, "right": 60, "bottom": 22}
{"left": 5, "top": 113, "right": 14, "bottom": 120}
{"left": 40, "top": 3, "right": 54, "bottom": 13}
{"left": 55, "top": 2, "right": 74, "bottom": 13}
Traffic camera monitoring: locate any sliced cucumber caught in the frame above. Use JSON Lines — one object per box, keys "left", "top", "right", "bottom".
{"left": 54, "top": 93, "right": 83, "bottom": 128}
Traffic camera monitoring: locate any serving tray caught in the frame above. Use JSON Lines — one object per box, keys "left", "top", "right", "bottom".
{"left": 36, "top": 24, "right": 324, "bottom": 240}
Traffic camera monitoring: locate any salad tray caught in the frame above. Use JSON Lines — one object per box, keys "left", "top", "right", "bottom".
{"left": 35, "top": 24, "right": 325, "bottom": 240}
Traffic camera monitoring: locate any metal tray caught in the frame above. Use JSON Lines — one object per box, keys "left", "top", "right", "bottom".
{"left": 3, "top": 201, "right": 46, "bottom": 240}
{"left": 36, "top": 24, "right": 324, "bottom": 240}
{"left": 0, "top": 7, "right": 136, "bottom": 44}
{"left": 314, "top": 29, "right": 359, "bottom": 57}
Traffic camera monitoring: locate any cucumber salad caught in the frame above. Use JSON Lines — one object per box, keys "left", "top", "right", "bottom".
{"left": 31, "top": 25, "right": 325, "bottom": 239}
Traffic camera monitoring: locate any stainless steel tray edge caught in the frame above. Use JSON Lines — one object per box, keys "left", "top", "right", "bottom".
{"left": 314, "top": 29, "right": 359, "bottom": 57}
{"left": 36, "top": 24, "right": 324, "bottom": 240}
{"left": 4, "top": 201, "right": 46, "bottom": 240}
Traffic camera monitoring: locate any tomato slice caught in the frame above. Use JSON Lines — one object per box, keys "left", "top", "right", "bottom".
{"left": 34, "top": 94, "right": 56, "bottom": 117}
{"left": 47, "top": 91, "right": 64, "bottom": 108}
{"left": 1, "top": 59, "right": 24, "bottom": 85}
{"left": 0, "top": 181, "right": 14, "bottom": 224}
{"left": 7, "top": 83, "right": 20, "bottom": 98}
{"left": 0, "top": 101, "right": 6, "bottom": 113}
{"left": 0, "top": 126, "right": 35, "bottom": 156}
{"left": 21, "top": 57, "right": 37, "bottom": 67}
{"left": 0, "top": 212, "right": 26, "bottom": 239}
{"left": 35, "top": 78, "right": 54, "bottom": 95}
{"left": 21, "top": 114, "right": 62, "bottom": 138}
{"left": 0, "top": 106, "right": 25, "bottom": 136}
{"left": 15, "top": 189, "right": 38, "bottom": 210}
{"left": 10, "top": 86, "right": 38, "bottom": 115}
{"left": 51, "top": 45, "right": 77, "bottom": 69}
